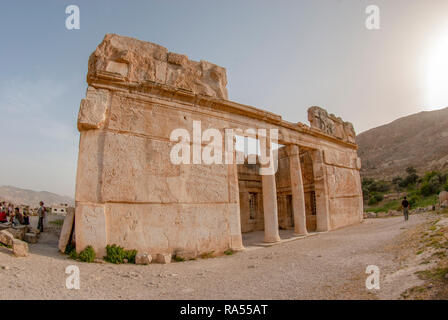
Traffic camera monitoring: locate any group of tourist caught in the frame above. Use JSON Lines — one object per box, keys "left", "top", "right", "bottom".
{"left": 0, "top": 201, "right": 46, "bottom": 232}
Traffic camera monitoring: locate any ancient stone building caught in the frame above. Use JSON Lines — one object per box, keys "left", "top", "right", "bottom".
{"left": 74, "top": 34, "right": 363, "bottom": 257}
{"left": 52, "top": 203, "right": 70, "bottom": 215}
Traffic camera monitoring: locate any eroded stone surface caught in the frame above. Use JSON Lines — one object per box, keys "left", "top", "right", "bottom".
{"left": 439, "top": 191, "right": 448, "bottom": 204}
{"left": 155, "top": 253, "right": 172, "bottom": 264}
{"left": 58, "top": 207, "right": 75, "bottom": 253}
{"left": 24, "top": 233, "right": 37, "bottom": 244}
{"left": 135, "top": 253, "right": 152, "bottom": 265}
{"left": 87, "top": 34, "right": 228, "bottom": 99}
{"left": 308, "top": 106, "right": 356, "bottom": 143}
{"left": 6, "top": 227, "right": 26, "bottom": 241}
{"left": 0, "top": 230, "right": 14, "bottom": 247}
{"left": 12, "top": 239, "right": 28, "bottom": 257}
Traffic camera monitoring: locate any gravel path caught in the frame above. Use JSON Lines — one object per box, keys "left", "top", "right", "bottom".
{"left": 0, "top": 214, "right": 426, "bottom": 299}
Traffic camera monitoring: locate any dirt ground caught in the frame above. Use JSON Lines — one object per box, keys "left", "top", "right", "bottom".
{"left": 0, "top": 212, "right": 439, "bottom": 300}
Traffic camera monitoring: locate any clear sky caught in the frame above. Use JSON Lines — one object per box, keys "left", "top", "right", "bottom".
{"left": 1, "top": 0, "right": 448, "bottom": 197}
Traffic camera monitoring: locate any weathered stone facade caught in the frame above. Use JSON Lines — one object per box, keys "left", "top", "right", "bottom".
{"left": 74, "top": 34, "right": 363, "bottom": 258}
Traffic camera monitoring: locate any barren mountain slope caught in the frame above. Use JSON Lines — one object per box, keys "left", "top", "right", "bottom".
{"left": 0, "top": 185, "right": 74, "bottom": 207}
{"left": 356, "top": 107, "right": 448, "bottom": 179}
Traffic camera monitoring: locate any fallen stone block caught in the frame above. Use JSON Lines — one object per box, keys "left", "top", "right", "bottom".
{"left": 0, "top": 223, "right": 12, "bottom": 231}
{"left": 377, "top": 212, "right": 387, "bottom": 218}
{"left": 135, "top": 253, "right": 152, "bottom": 265}
{"left": 155, "top": 253, "right": 172, "bottom": 264}
{"left": 388, "top": 210, "right": 401, "bottom": 217}
{"left": 28, "top": 227, "right": 40, "bottom": 235}
{"left": 439, "top": 191, "right": 448, "bottom": 204}
{"left": 24, "top": 233, "right": 38, "bottom": 244}
{"left": 0, "top": 230, "right": 14, "bottom": 246}
{"left": 12, "top": 239, "right": 28, "bottom": 257}
{"left": 174, "top": 250, "right": 197, "bottom": 261}
{"left": 6, "top": 227, "right": 26, "bottom": 240}
{"left": 366, "top": 212, "right": 377, "bottom": 219}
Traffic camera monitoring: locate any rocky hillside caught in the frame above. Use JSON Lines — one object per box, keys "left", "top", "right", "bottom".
{"left": 0, "top": 185, "right": 74, "bottom": 207}
{"left": 357, "top": 107, "right": 448, "bottom": 180}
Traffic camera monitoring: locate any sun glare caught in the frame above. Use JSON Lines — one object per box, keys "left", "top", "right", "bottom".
{"left": 426, "top": 29, "right": 448, "bottom": 110}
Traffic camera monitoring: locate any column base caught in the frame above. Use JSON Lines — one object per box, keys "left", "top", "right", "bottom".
{"left": 230, "top": 245, "right": 246, "bottom": 252}
{"left": 264, "top": 235, "right": 281, "bottom": 243}
{"left": 293, "top": 232, "right": 308, "bottom": 237}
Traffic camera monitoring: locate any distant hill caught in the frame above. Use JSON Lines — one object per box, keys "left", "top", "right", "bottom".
{"left": 0, "top": 185, "right": 74, "bottom": 207}
{"left": 356, "top": 107, "right": 448, "bottom": 180}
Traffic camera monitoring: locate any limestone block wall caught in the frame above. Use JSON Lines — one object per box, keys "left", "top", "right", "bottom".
{"left": 76, "top": 88, "right": 243, "bottom": 257}
{"left": 322, "top": 148, "right": 363, "bottom": 229}
{"left": 75, "top": 35, "right": 241, "bottom": 257}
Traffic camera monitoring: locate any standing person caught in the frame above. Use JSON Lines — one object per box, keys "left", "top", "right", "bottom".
{"left": 37, "top": 201, "right": 46, "bottom": 232}
{"left": 402, "top": 196, "right": 410, "bottom": 221}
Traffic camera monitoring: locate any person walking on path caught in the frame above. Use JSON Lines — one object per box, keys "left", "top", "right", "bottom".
{"left": 37, "top": 201, "right": 46, "bottom": 232}
{"left": 402, "top": 196, "right": 410, "bottom": 222}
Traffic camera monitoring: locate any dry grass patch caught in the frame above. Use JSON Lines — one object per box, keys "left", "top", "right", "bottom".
{"left": 399, "top": 210, "right": 448, "bottom": 299}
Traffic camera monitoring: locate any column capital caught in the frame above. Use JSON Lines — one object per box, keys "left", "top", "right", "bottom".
{"left": 286, "top": 144, "right": 300, "bottom": 157}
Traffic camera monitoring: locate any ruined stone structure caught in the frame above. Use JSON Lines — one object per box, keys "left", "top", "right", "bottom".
{"left": 74, "top": 34, "right": 363, "bottom": 258}
{"left": 52, "top": 203, "right": 70, "bottom": 215}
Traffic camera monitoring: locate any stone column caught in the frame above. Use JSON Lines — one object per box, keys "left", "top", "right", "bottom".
{"left": 311, "top": 149, "right": 331, "bottom": 232}
{"left": 261, "top": 174, "right": 281, "bottom": 242}
{"left": 287, "top": 145, "right": 308, "bottom": 236}
{"left": 226, "top": 131, "right": 244, "bottom": 251}
{"left": 260, "top": 141, "right": 281, "bottom": 243}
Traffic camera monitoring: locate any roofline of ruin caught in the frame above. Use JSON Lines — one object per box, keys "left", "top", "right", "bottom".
{"left": 87, "top": 70, "right": 358, "bottom": 150}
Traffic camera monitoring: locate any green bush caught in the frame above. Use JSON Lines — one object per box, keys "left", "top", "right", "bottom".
{"left": 444, "top": 182, "right": 448, "bottom": 192}
{"left": 124, "top": 249, "right": 137, "bottom": 264}
{"left": 368, "top": 193, "right": 384, "bottom": 205}
{"left": 173, "top": 255, "right": 185, "bottom": 262}
{"left": 78, "top": 245, "right": 96, "bottom": 263}
{"left": 408, "top": 194, "right": 419, "bottom": 208}
{"left": 65, "top": 243, "right": 78, "bottom": 260}
{"left": 224, "top": 249, "right": 235, "bottom": 256}
{"left": 64, "top": 243, "right": 75, "bottom": 255}
{"left": 362, "top": 186, "right": 370, "bottom": 201}
{"left": 362, "top": 178, "right": 390, "bottom": 193}
{"left": 402, "top": 174, "right": 419, "bottom": 188}
{"left": 423, "top": 171, "right": 439, "bottom": 182}
{"left": 420, "top": 182, "right": 433, "bottom": 197}
{"left": 419, "top": 175, "right": 442, "bottom": 196}
{"left": 392, "top": 176, "right": 403, "bottom": 187}
{"left": 104, "top": 244, "right": 137, "bottom": 264}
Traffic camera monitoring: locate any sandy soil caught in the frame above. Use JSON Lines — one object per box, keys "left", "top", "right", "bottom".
{"left": 0, "top": 213, "right": 427, "bottom": 300}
